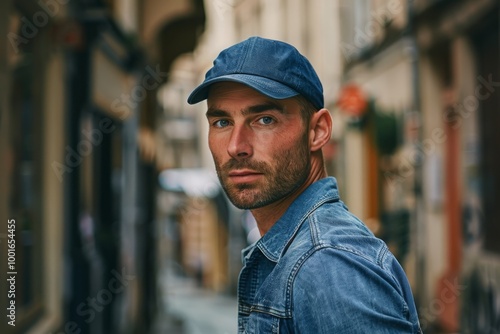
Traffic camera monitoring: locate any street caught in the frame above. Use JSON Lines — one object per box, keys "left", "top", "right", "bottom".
{"left": 155, "top": 266, "right": 238, "bottom": 334}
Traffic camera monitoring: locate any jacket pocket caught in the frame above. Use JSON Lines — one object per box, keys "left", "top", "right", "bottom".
{"left": 244, "top": 312, "right": 280, "bottom": 334}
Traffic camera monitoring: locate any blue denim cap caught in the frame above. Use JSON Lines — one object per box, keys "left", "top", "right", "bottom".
{"left": 187, "top": 36, "right": 324, "bottom": 109}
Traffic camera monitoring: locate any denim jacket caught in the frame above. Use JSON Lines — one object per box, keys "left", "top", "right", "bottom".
{"left": 238, "top": 177, "right": 422, "bottom": 333}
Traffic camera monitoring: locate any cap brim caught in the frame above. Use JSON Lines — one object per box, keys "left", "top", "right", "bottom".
{"left": 187, "top": 74, "right": 299, "bottom": 105}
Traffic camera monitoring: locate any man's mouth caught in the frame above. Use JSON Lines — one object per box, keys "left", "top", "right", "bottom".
{"left": 227, "top": 170, "right": 263, "bottom": 183}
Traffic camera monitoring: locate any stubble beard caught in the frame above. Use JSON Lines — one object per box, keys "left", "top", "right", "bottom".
{"left": 214, "top": 136, "right": 311, "bottom": 210}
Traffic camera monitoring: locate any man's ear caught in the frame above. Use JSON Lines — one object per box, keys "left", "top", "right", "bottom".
{"left": 309, "top": 109, "right": 332, "bottom": 152}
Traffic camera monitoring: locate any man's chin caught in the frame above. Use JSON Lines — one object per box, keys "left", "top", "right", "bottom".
{"left": 222, "top": 186, "right": 265, "bottom": 210}
{"left": 230, "top": 200, "right": 266, "bottom": 210}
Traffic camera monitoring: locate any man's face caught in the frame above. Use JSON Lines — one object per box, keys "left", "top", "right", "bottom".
{"left": 206, "top": 82, "right": 311, "bottom": 209}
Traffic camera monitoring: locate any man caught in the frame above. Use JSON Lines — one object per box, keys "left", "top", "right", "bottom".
{"left": 188, "top": 36, "right": 421, "bottom": 333}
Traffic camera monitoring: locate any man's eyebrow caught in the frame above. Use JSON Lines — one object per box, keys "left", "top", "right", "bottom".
{"left": 206, "top": 103, "right": 284, "bottom": 118}
{"left": 242, "top": 103, "right": 284, "bottom": 116}
{"left": 206, "top": 108, "right": 229, "bottom": 118}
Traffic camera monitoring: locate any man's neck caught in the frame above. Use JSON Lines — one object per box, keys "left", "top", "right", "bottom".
{"left": 251, "top": 162, "right": 327, "bottom": 236}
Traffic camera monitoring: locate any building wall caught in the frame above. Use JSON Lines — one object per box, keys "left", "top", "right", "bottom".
{"left": 418, "top": 53, "right": 448, "bottom": 309}
{"left": 30, "top": 51, "right": 67, "bottom": 334}
{"left": 416, "top": 33, "right": 484, "bottom": 320}
{"left": 140, "top": 0, "right": 195, "bottom": 60}
{"left": 0, "top": 0, "right": 176, "bottom": 332}
{"left": 1, "top": 5, "right": 68, "bottom": 332}
{"left": 342, "top": 39, "right": 414, "bottom": 220}
{"left": 0, "top": 2, "right": 12, "bottom": 334}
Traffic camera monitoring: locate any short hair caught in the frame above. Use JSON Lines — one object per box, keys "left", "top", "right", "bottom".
{"left": 294, "top": 95, "right": 318, "bottom": 123}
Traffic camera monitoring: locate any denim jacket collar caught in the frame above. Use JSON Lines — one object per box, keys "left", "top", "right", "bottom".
{"left": 247, "top": 177, "right": 340, "bottom": 263}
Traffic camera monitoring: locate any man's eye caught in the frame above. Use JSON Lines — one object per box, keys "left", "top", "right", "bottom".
{"left": 214, "top": 119, "right": 230, "bottom": 128}
{"left": 258, "top": 116, "right": 274, "bottom": 125}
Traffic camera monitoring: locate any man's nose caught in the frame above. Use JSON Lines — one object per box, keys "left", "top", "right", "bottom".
{"left": 227, "top": 124, "right": 253, "bottom": 159}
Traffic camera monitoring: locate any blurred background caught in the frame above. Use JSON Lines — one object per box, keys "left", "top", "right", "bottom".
{"left": 0, "top": 0, "right": 499, "bottom": 333}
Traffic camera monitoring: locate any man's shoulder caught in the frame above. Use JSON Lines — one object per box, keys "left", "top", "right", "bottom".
{"left": 264, "top": 201, "right": 392, "bottom": 298}
{"left": 265, "top": 198, "right": 395, "bottom": 284}
{"left": 250, "top": 201, "right": 403, "bottom": 315}
{"left": 287, "top": 200, "right": 387, "bottom": 265}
